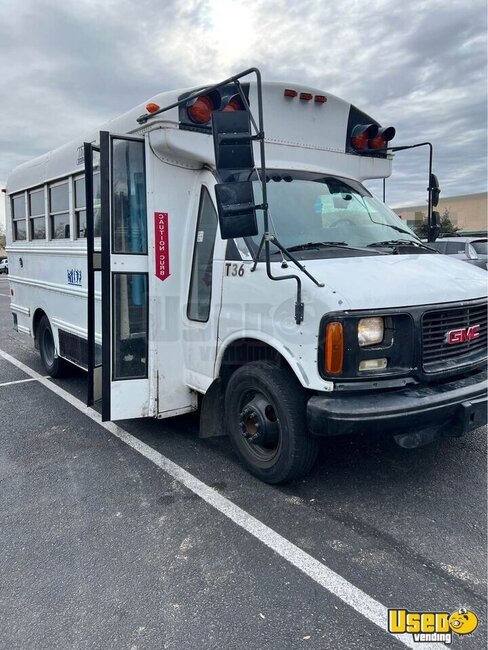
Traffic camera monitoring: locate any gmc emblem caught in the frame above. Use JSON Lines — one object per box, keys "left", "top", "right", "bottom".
{"left": 446, "top": 324, "right": 481, "bottom": 344}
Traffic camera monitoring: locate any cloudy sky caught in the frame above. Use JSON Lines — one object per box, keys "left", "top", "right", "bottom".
{"left": 0, "top": 0, "right": 486, "bottom": 228}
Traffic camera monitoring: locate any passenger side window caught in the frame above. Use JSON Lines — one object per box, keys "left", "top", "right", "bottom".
{"left": 74, "top": 176, "right": 86, "bottom": 237}
{"left": 187, "top": 187, "right": 218, "bottom": 322}
{"left": 11, "top": 193, "right": 27, "bottom": 241}
{"left": 49, "top": 182, "right": 70, "bottom": 239}
{"left": 29, "top": 188, "right": 46, "bottom": 240}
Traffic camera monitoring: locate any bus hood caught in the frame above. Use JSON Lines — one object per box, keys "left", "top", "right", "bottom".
{"left": 303, "top": 253, "right": 487, "bottom": 310}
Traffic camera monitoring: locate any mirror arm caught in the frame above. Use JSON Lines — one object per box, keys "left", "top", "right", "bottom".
{"left": 267, "top": 236, "right": 325, "bottom": 288}
{"left": 368, "top": 141, "right": 437, "bottom": 241}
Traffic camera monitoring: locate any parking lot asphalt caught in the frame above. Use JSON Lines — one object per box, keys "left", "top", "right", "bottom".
{"left": 0, "top": 274, "right": 486, "bottom": 650}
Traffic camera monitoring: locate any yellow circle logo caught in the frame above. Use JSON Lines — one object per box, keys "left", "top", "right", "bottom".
{"left": 448, "top": 608, "right": 478, "bottom": 635}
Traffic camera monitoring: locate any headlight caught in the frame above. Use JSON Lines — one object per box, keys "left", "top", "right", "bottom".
{"left": 358, "top": 317, "right": 384, "bottom": 347}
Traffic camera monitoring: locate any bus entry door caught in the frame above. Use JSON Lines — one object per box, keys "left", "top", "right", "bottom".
{"left": 95, "top": 131, "right": 150, "bottom": 421}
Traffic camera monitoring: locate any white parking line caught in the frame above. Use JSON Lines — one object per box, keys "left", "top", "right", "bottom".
{"left": 0, "top": 376, "right": 49, "bottom": 388}
{"left": 0, "top": 346, "right": 444, "bottom": 650}
{"left": 0, "top": 293, "right": 10, "bottom": 297}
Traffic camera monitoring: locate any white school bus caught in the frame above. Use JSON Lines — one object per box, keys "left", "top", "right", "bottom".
{"left": 5, "top": 68, "right": 487, "bottom": 483}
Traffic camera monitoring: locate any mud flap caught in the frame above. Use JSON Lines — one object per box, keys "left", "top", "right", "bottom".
{"left": 199, "top": 378, "right": 227, "bottom": 438}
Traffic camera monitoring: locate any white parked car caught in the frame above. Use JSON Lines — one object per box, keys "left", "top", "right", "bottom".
{"left": 0, "top": 259, "right": 8, "bottom": 274}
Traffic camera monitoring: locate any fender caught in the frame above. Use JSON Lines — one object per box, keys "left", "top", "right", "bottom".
{"left": 214, "top": 329, "right": 311, "bottom": 389}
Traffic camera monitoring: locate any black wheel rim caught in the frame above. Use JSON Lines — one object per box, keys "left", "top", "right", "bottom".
{"left": 237, "top": 388, "right": 282, "bottom": 463}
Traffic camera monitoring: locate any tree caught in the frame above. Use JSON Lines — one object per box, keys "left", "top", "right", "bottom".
{"left": 439, "top": 208, "right": 460, "bottom": 235}
{"left": 414, "top": 208, "right": 459, "bottom": 238}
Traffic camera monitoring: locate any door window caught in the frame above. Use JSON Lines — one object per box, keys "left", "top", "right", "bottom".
{"left": 112, "top": 273, "right": 148, "bottom": 380}
{"left": 112, "top": 139, "right": 147, "bottom": 254}
{"left": 187, "top": 187, "right": 218, "bottom": 322}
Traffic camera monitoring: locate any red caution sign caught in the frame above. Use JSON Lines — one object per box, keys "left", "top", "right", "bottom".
{"left": 154, "top": 212, "right": 170, "bottom": 281}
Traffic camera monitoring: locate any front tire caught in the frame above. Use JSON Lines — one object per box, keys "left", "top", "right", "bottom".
{"left": 38, "top": 315, "right": 66, "bottom": 378}
{"left": 224, "top": 361, "right": 319, "bottom": 484}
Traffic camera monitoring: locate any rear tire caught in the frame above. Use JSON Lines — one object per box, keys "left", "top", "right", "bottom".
{"left": 224, "top": 361, "right": 319, "bottom": 484}
{"left": 38, "top": 315, "right": 66, "bottom": 378}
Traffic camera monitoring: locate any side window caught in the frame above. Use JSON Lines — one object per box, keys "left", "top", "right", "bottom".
{"left": 187, "top": 187, "right": 218, "bottom": 322}
{"left": 29, "top": 188, "right": 46, "bottom": 240}
{"left": 74, "top": 176, "right": 86, "bottom": 238}
{"left": 49, "top": 182, "right": 70, "bottom": 239}
{"left": 11, "top": 193, "right": 27, "bottom": 241}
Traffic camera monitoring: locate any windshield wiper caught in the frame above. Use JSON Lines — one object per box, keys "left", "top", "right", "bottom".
{"left": 367, "top": 239, "right": 436, "bottom": 251}
{"left": 284, "top": 241, "right": 350, "bottom": 252}
{"left": 278, "top": 241, "right": 387, "bottom": 255}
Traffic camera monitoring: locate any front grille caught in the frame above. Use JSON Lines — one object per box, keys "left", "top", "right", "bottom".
{"left": 422, "top": 301, "right": 487, "bottom": 373}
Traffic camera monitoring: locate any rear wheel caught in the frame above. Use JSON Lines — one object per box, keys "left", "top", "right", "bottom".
{"left": 224, "top": 361, "right": 318, "bottom": 484}
{"left": 38, "top": 315, "right": 66, "bottom": 378}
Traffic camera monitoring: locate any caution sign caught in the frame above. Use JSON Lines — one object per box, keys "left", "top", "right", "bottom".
{"left": 154, "top": 212, "right": 170, "bottom": 281}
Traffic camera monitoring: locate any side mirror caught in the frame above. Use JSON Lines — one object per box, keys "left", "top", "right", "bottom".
{"left": 212, "top": 111, "right": 254, "bottom": 179}
{"left": 430, "top": 173, "right": 440, "bottom": 207}
{"left": 212, "top": 109, "right": 259, "bottom": 240}
{"left": 214, "top": 181, "right": 258, "bottom": 239}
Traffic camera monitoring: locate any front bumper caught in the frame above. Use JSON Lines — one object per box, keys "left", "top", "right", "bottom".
{"left": 307, "top": 369, "right": 487, "bottom": 439}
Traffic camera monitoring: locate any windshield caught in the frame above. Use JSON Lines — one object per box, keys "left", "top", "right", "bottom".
{"left": 245, "top": 171, "right": 420, "bottom": 254}
{"left": 471, "top": 241, "right": 488, "bottom": 256}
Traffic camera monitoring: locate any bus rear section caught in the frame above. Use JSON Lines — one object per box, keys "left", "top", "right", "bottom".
{"left": 5, "top": 69, "right": 487, "bottom": 484}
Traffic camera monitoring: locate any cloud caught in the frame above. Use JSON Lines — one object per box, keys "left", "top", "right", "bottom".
{"left": 0, "top": 0, "right": 486, "bottom": 227}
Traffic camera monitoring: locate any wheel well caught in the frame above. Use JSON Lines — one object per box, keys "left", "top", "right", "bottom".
{"left": 218, "top": 338, "right": 293, "bottom": 385}
{"left": 32, "top": 309, "right": 47, "bottom": 347}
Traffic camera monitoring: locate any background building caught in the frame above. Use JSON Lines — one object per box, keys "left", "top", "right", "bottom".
{"left": 394, "top": 192, "right": 487, "bottom": 233}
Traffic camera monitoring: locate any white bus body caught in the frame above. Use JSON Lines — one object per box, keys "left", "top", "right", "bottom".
{"left": 6, "top": 74, "right": 487, "bottom": 483}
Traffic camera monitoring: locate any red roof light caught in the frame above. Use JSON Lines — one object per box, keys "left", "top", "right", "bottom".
{"left": 187, "top": 95, "right": 214, "bottom": 124}
{"left": 284, "top": 89, "right": 298, "bottom": 97}
{"left": 299, "top": 92, "right": 313, "bottom": 101}
{"left": 223, "top": 97, "right": 243, "bottom": 112}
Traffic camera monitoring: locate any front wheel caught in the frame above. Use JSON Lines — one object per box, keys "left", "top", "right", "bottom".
{"left": 224, "top": 361, "right": 319, "bottom": 484}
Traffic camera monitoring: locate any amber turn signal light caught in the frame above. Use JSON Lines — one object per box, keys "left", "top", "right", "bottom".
{"left": 145, "top": 102, "right": 160, "bottom": 114}
{"left": 325, "top": 322, "right": 344, "bottom": 375}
